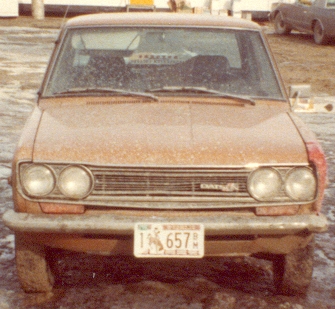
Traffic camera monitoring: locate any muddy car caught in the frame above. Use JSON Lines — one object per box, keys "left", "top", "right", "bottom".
{"left": 3, "top": 13, "right": 328, "bottom": 295}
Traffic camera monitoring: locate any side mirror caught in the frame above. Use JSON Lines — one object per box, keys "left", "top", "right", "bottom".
{"left": 289, "top": 84, "right": 334, "bottom": 113}
{"left": 289, "top": 84, "right": 311, "bottom": 99}
{"left": 289, "top": 84, "right": 313, "bottom": 111}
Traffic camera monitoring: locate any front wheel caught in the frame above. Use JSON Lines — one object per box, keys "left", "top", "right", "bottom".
{"left": 15, "top": 234, "right": 55, "bottom": 293}
{"left": 313, "top": 20, "right": 329, "bottom": 45}
{"left": 274, "top": 13, "right": 292, "bottom": 35}
{"left": 273, "top": 238, "right": 314, "bottom": 296}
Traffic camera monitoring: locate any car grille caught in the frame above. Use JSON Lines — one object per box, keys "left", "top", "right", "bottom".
{"left": 91, "top": 167, "right": 249, "bottom": 198}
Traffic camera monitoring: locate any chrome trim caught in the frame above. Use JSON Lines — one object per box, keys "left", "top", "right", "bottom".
{"left": 3, "top": 209, "right": 328, "bottom": 236}
{"left": 17, "top": 160, "right": 310, "bottom": 169}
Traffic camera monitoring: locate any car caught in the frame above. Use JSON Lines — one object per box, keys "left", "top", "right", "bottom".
{"left": 270, "top": 0, "right": 335, "bottom": 44}
{"left": 3, "top": 12, "right": 328, "bottom": 295}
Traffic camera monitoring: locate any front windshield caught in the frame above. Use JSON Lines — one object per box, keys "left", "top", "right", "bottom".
{"left": 44, "top": 27, "right": 284, "bottom": 99}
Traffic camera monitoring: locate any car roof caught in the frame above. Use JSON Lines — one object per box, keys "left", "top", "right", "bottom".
{"left": 65, "top": 12, "right": 261, "bottom": 31}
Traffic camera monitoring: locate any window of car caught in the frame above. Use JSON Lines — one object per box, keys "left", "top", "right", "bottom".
{"left": 43, "top": 27, "right": 284, "bottom": 100}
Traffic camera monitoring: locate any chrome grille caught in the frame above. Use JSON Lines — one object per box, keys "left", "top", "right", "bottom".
{"left": 91, "top": 167, "right": 249, "bottom": 198}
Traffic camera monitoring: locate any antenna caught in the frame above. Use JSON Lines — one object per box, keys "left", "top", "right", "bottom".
{"left": 61, "top": 5, "right": 70, "bottom": 28}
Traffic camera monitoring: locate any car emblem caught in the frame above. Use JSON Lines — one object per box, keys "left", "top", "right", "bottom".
{"left": 200, "top": 183, "right": 239, "bottom": 192}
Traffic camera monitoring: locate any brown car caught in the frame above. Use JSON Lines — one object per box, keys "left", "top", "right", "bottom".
{"left": 3, "top": 13, "right": 328, "bottom": 295}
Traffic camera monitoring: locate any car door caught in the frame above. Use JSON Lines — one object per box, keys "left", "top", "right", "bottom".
{"left": 285, "top": 0, "right": 314, "bottom": 31}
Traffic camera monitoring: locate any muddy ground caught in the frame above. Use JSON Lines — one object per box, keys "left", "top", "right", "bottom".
{"left": 265, "top": 26, "right": 335, "bottom": 97}
{"left": 0, "top": 15, "right": 334, "bottom": 309}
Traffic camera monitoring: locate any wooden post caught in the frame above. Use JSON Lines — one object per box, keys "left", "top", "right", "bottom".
{"left": 32, "top": 0, "right": 45, "bottom": 20}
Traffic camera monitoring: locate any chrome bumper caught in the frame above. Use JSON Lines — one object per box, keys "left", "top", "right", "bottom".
{"left": 2, "top": 209, "right": 328, "bottom": 236}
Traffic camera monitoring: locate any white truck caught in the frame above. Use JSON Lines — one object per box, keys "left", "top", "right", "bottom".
{"left": 230, "top": 0, "right": 281, "bottom": 18}
{"left": 0, "top": 0, "right": 19, "bottom": 16}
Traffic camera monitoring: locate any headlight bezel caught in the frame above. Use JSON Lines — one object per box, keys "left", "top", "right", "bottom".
{"left": 248, "top": 166, "right": 317, "bottom": 202}
{"left": 19, "top": 163, "right": 94, "bottom": 200}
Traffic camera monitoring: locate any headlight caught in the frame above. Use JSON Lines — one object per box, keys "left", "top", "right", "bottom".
{"left": 248, "top": 168, "right": 282, "bottom": 201}
{"left": 285, "top": 167, "right": 316, "bottom": 201}
{"left": 58, "top": 165, "right": 93, "bottom": 199}
{"left": 21, "top": 164, "right": 55, "bottom": 197}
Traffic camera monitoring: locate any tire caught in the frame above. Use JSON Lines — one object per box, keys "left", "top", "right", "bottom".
{"left": 313, "top": 20, "right": 329, "bottom": 45}
{"left": 274, "top": 13, "right": 292, "bottom": 35}
{"left": 273, "top": 238, "right": 314, "bottom": 296}
{"left": 15, "top": 234, "right": 55, "bottom": 293}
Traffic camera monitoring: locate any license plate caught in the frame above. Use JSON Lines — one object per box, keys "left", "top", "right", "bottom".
{"left": 134, "top": 223, "right": 204, "bottom": 258}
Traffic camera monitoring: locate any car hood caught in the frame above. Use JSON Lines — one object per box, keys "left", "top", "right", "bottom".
{"left": 33, "top": 102, "right": 308, "bottom": 166}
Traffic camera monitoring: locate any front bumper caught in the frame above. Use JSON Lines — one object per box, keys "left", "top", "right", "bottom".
{"left": 3, "top": 209, "right": 328, "bottom": 236}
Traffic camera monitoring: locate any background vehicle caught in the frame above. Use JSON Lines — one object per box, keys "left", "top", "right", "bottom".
{"left": 270, "top": 0, "right": 335, "bottom": 44}
{"left": 229, "top": 0, "right": 286, "bottom": 19}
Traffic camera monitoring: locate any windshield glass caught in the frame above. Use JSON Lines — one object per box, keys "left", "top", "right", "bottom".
{"left": 44, "top": 27, "right": 284, "bottom": 100}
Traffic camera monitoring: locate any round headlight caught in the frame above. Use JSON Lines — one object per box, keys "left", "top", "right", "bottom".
{"left": 21, "top": 164, "right": 55, "bottom": 197}
{"left": 248, "top": 168, "right": 282, "bottom": 201}
{"left": 285, "top": 167, "right": 316, "bottom": 201}
{"left": 58, "top": 165, "right": 93, "bottom": 199}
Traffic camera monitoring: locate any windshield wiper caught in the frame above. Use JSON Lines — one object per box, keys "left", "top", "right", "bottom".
{"left": 147, "top": 86, "right": 255, "bottom": 105}
{"left": 54, "top": 87, "right": 159, "bottom": 101}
